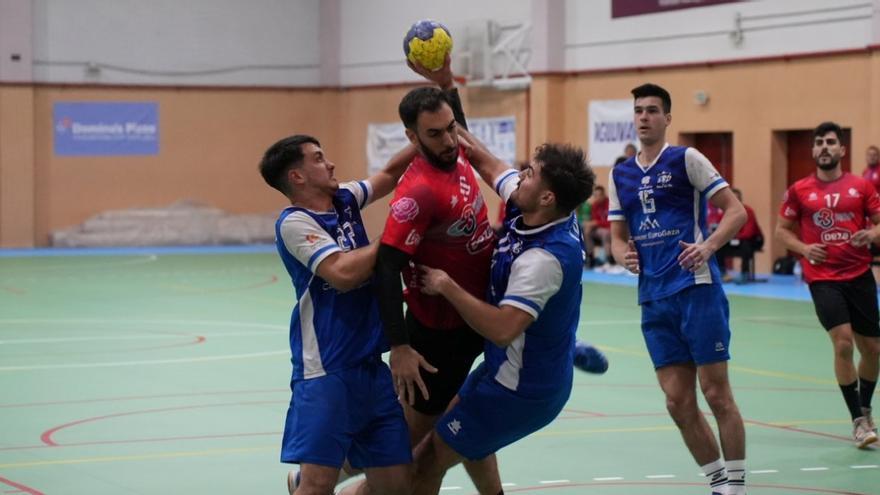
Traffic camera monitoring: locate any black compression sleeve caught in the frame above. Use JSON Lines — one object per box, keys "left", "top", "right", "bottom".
{"left": 445, "top": 87, "right": 468, "bottom": 131}
{"left": 375, "top": 244, "right": 412, "bottom": 346}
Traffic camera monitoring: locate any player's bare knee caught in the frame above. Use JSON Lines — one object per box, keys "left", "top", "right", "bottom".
{"left": 665, "top": 393, "right": 698, "bottom": 421}
{"left": 413, "top": 438, "right": 445, "bottom": 480}
{"left": 857, "top": 337, "right": 880, "bottom": 359}
{"left": 702, "top": 387, "right": 736, "bottom": 415}
{"left": 833, "top": 338, "right": 855, "bottom": 359}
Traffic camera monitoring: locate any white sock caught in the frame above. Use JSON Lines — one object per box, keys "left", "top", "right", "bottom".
{"left": 701, "top": 459, "right": 728, "bottom": 493}
{"left": 725, "top": 459, "right": 745, "bottom": 494}
{"left": 336, "top": 469, "right": 354, "bottom": 485}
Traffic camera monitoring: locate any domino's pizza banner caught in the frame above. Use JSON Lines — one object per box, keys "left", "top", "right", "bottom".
{"left": 54, "top": 102, "right": 159, "bottom": 156}
{"left": 367, "top": 117, "right": 516, "bottom": 176}
{"left": 588, "top": 99, "right": 638, "bottom": 166}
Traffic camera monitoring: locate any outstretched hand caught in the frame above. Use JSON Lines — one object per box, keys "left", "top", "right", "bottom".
{"left": 407, "top": 54, "right": 454, "bottom": 90}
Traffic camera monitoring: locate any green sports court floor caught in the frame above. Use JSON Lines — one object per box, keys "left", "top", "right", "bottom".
{"left": 0, "top": 248, "right": 876, "bottom": 494}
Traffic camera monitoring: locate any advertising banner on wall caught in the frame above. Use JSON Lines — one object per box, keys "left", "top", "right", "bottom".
{"left": 54, "top": 102, "right": 159, "bottom": 156}
{"left": 612, "top": 0, "right": 741, "bottom": 18}
{"left": 588, "top": 99, "right": 637, "bottom": 166}
{"left": 367, "top": 117, "right": 516, "bottom": 175}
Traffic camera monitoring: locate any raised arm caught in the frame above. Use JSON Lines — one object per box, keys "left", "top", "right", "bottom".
{"left": 366, "top": 143, "right": 417, "bottom": 201}
{"left": 457, "top": 127, "right": 513, "bottom": 189}
{"left": 408, "top": 54, "right": 468, "bottom": 129}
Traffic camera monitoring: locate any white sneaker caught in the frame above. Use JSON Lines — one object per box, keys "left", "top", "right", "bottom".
{"left": 606, "top": 264, "right": 627, "bottom": 275}
{"left": 862, "top": 407, "right": 877, "bottom": 433}
{"left": 853, "top": 416, "right": 879, "bottom": 449}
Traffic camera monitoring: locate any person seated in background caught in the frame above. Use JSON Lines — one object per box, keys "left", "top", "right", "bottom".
{"left": 715, "top": 188, "right": 764, "bottom": 282}
{"left": 584, "top": 185, "right": 624, "bottom": 273}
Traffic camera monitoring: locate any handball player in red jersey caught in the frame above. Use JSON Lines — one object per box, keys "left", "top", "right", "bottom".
{"left": 776, "top": 121, "right": 880, "bottom": 449}
{"left": 373, "top": 58, "right": 503, "bottom": 494}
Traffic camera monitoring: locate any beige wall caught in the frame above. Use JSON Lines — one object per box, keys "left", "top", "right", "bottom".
{"left": 0, "top": 85, "right": 35, "bottom": 247}
{"left": 2, "top": 49, "right": 879, "bottom": 272}
{"left": 29, "top": 87, "right": 340, "bottom": 245}
{"left": 0, "top": 83, "right": 525, "bottom": 247}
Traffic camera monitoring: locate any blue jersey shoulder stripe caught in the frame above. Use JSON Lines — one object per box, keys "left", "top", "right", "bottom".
{"left": 495, "top": 171, "right": 517, "bottom": 195}
{"left": 357, "top": 181, "right": 369, "bottom": 209}
{"left": 502, "top": 294, "right": 541, "bottom": 314}
{"left": 307, "top": 244, "right": 340, "bottom": 272}
{"left": 702, "top": 177, "right": 727, "bottom": 195}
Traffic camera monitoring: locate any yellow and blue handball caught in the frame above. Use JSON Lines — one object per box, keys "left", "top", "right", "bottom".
{"left": 403, "top": 19, "right": 452, "bottom": 71}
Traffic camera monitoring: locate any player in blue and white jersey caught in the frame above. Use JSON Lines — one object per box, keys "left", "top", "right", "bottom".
{"left": 412, "top": 131, "right": 595, "bottom": 494}
{"left": 608, "top": 83, "right": 748, "bottom": 495}
{"left": 259, "top": 134, "right": 416, "bottom": 495}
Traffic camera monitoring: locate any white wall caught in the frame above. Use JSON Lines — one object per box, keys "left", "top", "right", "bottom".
{"left": 0, "top": 0, "right": 33, "bottom": 82}
{"left": 565, "top": 0, "right": 876, "bottom": 71}
{"left": 31, "top": 0, "right": 321, "bottom": 86}
{"left": 338, "top": 0, "right": 531, "bottom": 86}
{"left": 16, "top": 0, "right": 880, "bottom": 87}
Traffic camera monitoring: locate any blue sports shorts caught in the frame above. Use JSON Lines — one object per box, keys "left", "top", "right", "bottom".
{"left": 280, "top": 358, "right": 411, "bottom": 469}
{"left": 640, "top": 283, "right": 731, "bottom": 369}
{"left": 436, "top": 362, "right": 570, "bottom": 460}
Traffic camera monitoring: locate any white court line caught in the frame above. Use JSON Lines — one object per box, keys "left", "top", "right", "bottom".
{"left": 584, "top": 315, "right": 816, "bottom": 326}
{"left": 750, "top": 469, "right": 778, "bottom": 474}
{"left": 0, "top": 318, "right": 285, "bottom": 329}
{"left": 645, "top": 474, "right": 675, "bottom": 479}
{"left": 0, "top": 350, "right": 288, "bottom": 371}
{"left": 800, "top": 467, "right": 829, "bottom": 471}
{"left": 0, "top": 254, "right": 159, "bottom": 274}
{"left": 439, "top": 487, "right": 461, "bottom": 491}
{"left": 0, "top": 330, "right": 280, "bottom": 345}
{"left": 501, "top": 483, "right": 517, "bottom": 487}
{"left": 851, "top": 465, "right": 878, "bottom": 469}
{"left": 539, "top": 480, "right": 569, "bottom": 484}
{"left": 593, "top": 477, "right": 623, "bottom": 481}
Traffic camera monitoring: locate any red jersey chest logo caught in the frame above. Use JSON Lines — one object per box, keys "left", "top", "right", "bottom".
{"left": 447, "top": 193, "right": 484, "bottom": 237}
{"left": 807, "top": 190, "right": 859, "bottom": 246}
